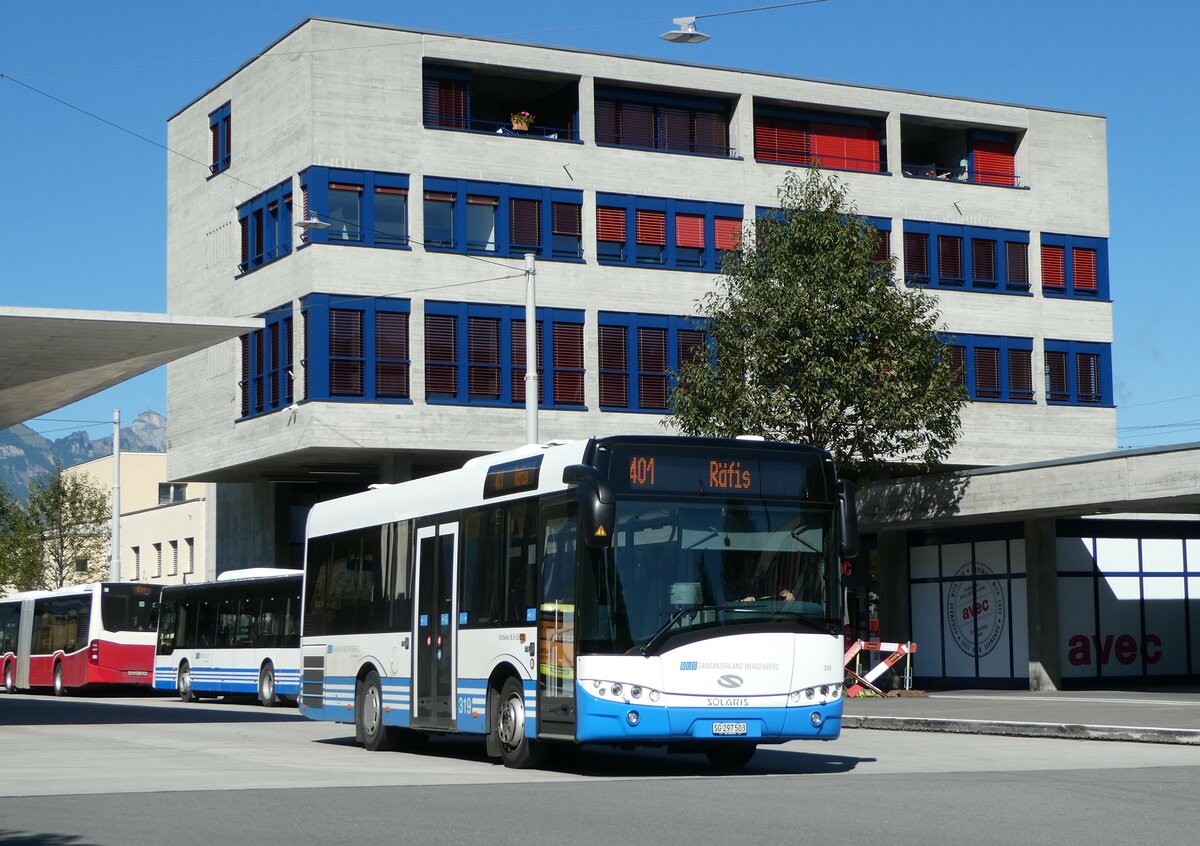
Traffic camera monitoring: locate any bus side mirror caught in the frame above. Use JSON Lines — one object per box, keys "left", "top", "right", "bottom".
{"left": 563, "top": 465, "right": 614, "bottom": 549}
{"left": 838, "top": 479, "right": 859, "bottom": 559}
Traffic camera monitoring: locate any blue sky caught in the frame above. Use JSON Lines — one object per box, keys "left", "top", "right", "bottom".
{"left": 2, "top": 0, "right": 1197, "bottom": 446}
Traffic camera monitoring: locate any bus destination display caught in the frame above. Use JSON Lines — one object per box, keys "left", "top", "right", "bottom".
{"left": 483, "top": 455, "right": 543, "bottom": 499}
{"left": 614, "top": 445, "right": 824, "bottom": 499}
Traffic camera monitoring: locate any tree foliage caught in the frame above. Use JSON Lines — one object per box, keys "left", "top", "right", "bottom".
{"left": 668, "top": 168, "right": 966, "bottom": 480}
{"left": 1, "top": 465, "right": 111, "bottom": 591}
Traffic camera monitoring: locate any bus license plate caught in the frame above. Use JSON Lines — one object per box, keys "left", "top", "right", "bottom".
{"left": 712, "top": 721, "right": 747, "bottom": 736}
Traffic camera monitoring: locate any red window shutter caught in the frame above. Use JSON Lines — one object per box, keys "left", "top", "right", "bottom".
{"left": 424, "top": 191, "right": 455, "bottom": 202}
{"left": 938, "top": 235, "right": 963, "bottom": 280}
{"left": 1077, "top": 353, "right": 1100, "bottom": 402}
{"left": 972, "top": 239, "right": 996, "bottom": 282}
{"left": 950, "top": 346, "right": 966, "bottom": 388}
{"left": 424, "top": 314, "right": 458, "bottom": 396}
{"left": 659, "top": 107, "right": 692, "bottom": 152}
{"left": 754, "top": 120, "right": 779, "bottom": 162}
{"left": 1008, "top": 348, "right": 1033, "bottom": 400}
{"left": 676, "top": 213, "right": 705, "bottom": 248}
{"left": 1045, "top": 351, "right": 1069, "bottom": 401}
{"left": 467, "top": 317, "right": 501, "bottom": 398}
{"left": 842, "top": 125, "right": 879, "bottom": 172}
{"left": 329, "top": 310, "right": 364, "bottom": 397}
{"left": 1042, "top": 245, "right": 1065, "bottom": 289}
{"left": 376, "top": 311, "right": 409, "bottom": 399}
{"left": 973, "top": 138, "right": 1015, "bottom": 186}
{"left": 635, "top": 210, "right": 666, "bottom": 245}
{"left": 714, "top": 218, "right": 742, "bottom": 251}
{"left": 329, "top": 183, "right": 362, "bottom": 193}
{"left": 755, "top": 117, "right": 809, "bottom": 165}
{"left": 637, "top": 327, "right": 669, "bottom": 410}
{"left": 595, "top": 100, "right": 618, "bottom": 145}
{"left": 598, "top": 325, "right": 629, "bottom": 407}
{"left": 904, "top": 232, "right": 929, "bottom": 278}
{"left": 1073, "top": 248, "right": 1098, "bottom": 292}
{"left": 811, "top": 123, "right": 878, "bottom": 172}
{"left": 552, "top": 202, "right": 582, "bottom": 236}
{"left": 510, "top": 198, "right": 541, "bottom": 247}
{"left": 466, "top": 195, "right": 498, "bottom": 206}
{"left": 1006, "top": 242, "right": 1029, "bottom": 286}
{"left": 597, "top": 207, "right": 626, "bottom": 242}
{"left": 239, "top": 335, "right": 250, "bottom": 417}
{"left": 376, "top": 186, "right": 407, "bottom": 196}
{"left": 873, "top": 229, "right": 892, "bottom": 265}
{"left": 694, "top": 110, "right": 729, "bottom": 156}
{"left": 510, "top": 318, "right": 544, "bottom": 405}
{"left": 620, "top": 103, "right": 655, "bottom": 148}
{"left": 974, "top": 348, "right": 1000, "bottom": 398}
{"left": 552, "top": 322, "right": 584, "bottom": 405}
{"left": 677, "top": 329, "right": 707, "bottom": 367}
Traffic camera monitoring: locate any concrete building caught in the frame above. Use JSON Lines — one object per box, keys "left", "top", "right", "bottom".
{"left": 67, "top": 453, "right": 210, "bottom": 586}
{"left": 165, "top": 19, "right": 1114, "bottom": 580}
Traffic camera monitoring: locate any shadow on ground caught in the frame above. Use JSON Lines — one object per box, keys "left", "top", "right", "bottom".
{"left": 0, "top": 694, "right": 301, "bottom": 726}
{"left": 0, "top": 831, "right": 98, "bottom": 846}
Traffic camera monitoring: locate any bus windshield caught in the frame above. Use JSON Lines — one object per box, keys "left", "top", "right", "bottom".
{"left": 101, "top": 584, "right": 160, "bottom": 633}
{"left": 579, "top": 497, "right": 838, "bottom": 655}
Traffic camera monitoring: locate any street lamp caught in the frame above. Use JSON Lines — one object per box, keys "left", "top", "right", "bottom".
{"left": 660, "top": 17, "right": 710, "bottom": 43}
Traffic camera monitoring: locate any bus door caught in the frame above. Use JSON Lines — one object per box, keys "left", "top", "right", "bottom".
{"left": 16, "top": 598, "right": 35, "bottom": 689}
{"left": 538, "top": 500, "right": 578, "bottom": 738}
{"left": 412, "top": 522, "right": 458, "bottom": 730}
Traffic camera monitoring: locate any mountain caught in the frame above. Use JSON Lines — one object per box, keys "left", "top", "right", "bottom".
{"left": 0, "top": 411, "right": 167, "bottom": 500}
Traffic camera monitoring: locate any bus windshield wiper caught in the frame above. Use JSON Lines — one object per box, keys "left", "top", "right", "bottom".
{"left": 641, "top": 607, "right": 697, "bottom": 657}
{"left": 761, "top": 608, "right": 840, "bottom": 636}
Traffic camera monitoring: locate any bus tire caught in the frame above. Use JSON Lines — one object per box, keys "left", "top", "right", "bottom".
{"left": 357, "top": 670, "right": 396, "bottom": 752}
{"left": 178, "top": 662, "right": 198, "bottom": 703}
{"left": 258, "top": 662, "right": 279, "bottom": 707}
{"left": 704, "top": 742, "right": 757, "bottom": 770}
{"left": 496, "top": 676, "right": 544, "bottom": 769}
{"left": 53, "top": 662, "right": 66, "bottom": 697}
{"left": 3, "top": 661, "right": 14, "bottom": 694}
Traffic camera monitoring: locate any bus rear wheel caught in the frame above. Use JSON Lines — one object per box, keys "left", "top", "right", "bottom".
{"left": 495, "top": 676, "right": 545, "bottom": 769}
{"left": 52, "top": 663, "right": 66, "bottom": 697}
{"left": 258, "top": 662, "right": 279, "bottom": 707}
{"left": 178, "top": 662, "right": 197, "bottom": 703}
{"left": 357, "top": 670, "right": 396, "bottom": 752}
{"left": 704, "top": 742, "right": 757, "bottom": 770}
{"left": 3, "top": 662, "right": 14, "bottom": 694}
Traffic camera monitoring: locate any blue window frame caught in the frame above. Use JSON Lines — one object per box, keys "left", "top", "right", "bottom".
{"left": 1044, "top": 340, "right": 1113, "bottom": 406}
{"left": 423, "top": 302, "right": 585, "bottom": 409}
{"left": 1041, "top": 233, "right": 1109, "bottom": 300}
{"left": 422, "top": 178, "right": 583, "bottom": 261}
{"left": 597, "top": 194, "right": 742, "bottom": 272}
{"left": 597, "top": 312, "right": 709, "bottom": 413}
{"left": 595, "top": 85, "right": 732, "bottom": 158}
{"left": 237, "top": 180, "right": 293, "bottom": 274}
{"left": 209, "top": 101, "right": 231, "bottom": 175}
{"left": 903, "top": 221, "right": 1030, "bottom": 294}
{"left": 239, "top": 305, "right": 293, "bottom": 420}
{"left": 299, "top": 167, "right": 409, "bottom": 249}
{"left": 943, "top": 334, "right": 1034, "bottom": 403}
{"left": 300, "top": 294, "right": 412, "bottom": 403}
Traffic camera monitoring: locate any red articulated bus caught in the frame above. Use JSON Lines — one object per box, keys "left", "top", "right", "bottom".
{"left": 1, "top": 582, "right": 161, "bottom": 695}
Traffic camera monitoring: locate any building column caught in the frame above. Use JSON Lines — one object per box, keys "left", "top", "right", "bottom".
{"left": 380, "top": 453, "right": 414, "bottom": 485}
{"left": 876, "top": 529, "right": 911, "bottom": 642}
{"left": 1024, "top": 518, "right": 1061, "bottom": 690}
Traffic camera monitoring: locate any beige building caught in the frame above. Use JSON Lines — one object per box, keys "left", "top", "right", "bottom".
{"left": 66, "top": 453, "right": 210, "bottom": 585}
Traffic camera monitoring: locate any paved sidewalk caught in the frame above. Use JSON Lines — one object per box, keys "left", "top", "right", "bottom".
{"left": 842, "top": 689, "right": 1200, "bottom": 745}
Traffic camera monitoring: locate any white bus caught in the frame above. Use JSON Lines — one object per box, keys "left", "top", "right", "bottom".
{"left": 1, "top": 582, "right": 161, "bottom": 695}
{"left": 153, "top": 569, "right": 301, "bottom": 706}
{"left": 299, "top": 435, "right": 857, "bottom": 768}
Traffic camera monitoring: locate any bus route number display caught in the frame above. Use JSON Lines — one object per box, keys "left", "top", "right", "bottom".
{"left": 627, "top": 454, "right": 755, "bottom": 492}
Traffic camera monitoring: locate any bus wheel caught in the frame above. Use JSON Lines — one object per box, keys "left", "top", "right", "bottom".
{"left": 53, "top": 663, "right": 66, "bottom": 697}
{"left": 258, "top": 662, "right": 279, "bottom": 707}
{"left": 357, "top": 670, "right": 396, "bottom": 752}
{"left": 3, "top": 662, "right": 14, "bottom": 694}
{"left": 704, "top": 742, "right": 757, "bottom": 770}
{"left": 496, "top": 676, "right": 544, "bottom": 769}
{"left": 178, "top": 662, "right": 197, "bottom": 703}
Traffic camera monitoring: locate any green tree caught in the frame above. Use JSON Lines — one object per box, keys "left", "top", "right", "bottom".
{"left": 669, "top": 168, "right": 966, "bottom": 480}
{"left": 0, "top": 482, "right": 44, "bottom": 592}
{"left": 21, "top": 465, "right": 112, "bottom": 590}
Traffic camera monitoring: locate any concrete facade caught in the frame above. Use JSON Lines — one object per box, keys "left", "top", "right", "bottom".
{"left": 166, "top": 19, "right": 1115, "bottom": 568}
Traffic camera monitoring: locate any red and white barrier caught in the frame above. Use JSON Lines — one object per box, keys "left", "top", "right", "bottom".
{"left": 843, "top": 640, "right": 917, "bottom": 697}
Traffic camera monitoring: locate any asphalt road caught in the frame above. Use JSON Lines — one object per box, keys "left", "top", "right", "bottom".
{"left": 2, "top": 692, "right": 1198, "bottom": 846}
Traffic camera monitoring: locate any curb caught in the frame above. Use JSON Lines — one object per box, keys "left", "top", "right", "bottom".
{"left": 841, "top": 715, "right": 1200, "bottom": 746}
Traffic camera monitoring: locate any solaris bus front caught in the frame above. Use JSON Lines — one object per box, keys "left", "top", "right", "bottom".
{"left": 555, "top": 437, "right": 857, "bottom": 767}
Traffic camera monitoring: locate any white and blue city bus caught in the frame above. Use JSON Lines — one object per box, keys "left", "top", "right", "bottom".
{"left": 154, "top": 569, "right": 302, "bottom": 706}
{"left": 299, "top": 435, "right": 857, "bottom": 768}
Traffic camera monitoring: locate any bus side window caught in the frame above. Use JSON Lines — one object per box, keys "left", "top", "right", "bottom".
{"left": 383, "top": 521, "right": 412, "bottom": 632}
{"left": 461, "top": 506, "right": 504, "bottom": 627}
{"left": 505, "top": 499, "right": 538, "bottom": 625}
{"left": 304, "top": 537, "right": 332, "bottom": 638}
{"left": 196, "top": 599, "right": 217, "bottom": 648}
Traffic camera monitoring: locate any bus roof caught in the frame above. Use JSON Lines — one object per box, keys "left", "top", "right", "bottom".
{"left": 215, "top": 568, "right": 303, "bottom": 582}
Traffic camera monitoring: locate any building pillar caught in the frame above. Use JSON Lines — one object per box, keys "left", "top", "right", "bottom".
{"left": 876, "top": 530, "right": 911, "bottom": 642}
{"left": 1024, "top": 518, "right": 1061, "bottom": 690}
{"left": 380, "top": 453, "right": 414, "bottom": 485}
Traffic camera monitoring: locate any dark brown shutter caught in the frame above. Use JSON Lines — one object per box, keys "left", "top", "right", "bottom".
{"left": 974, "top": 347, "right": 1000, "bottom": 398}
{"left": 594, "top": 99, "right": 618, "bottom": 145}
{"left": 972, "top": 238, "right": 996, "bottom": 282}
{"left": 694, "top": 110, "right": 730, "bottom": 156}
{"left": 239, "top": 334, "right": 250, "bottom": 417}
{"left": 637, "top": 327, "right": 668, "bottom": 410}
{"left": 1006, "top": 242, "right": 1029, "bottom": 287}
{"left": 376, "top": 311, "right": 409, "bottom": 399}
{"left": 424, "top": 314, "right": 458, "bottom": 397}
{"left": 1077, "top": 353, "right": 1100, "bottom": 402}
{"left": 1045, "top": 350, "right": 1069, "bottom": 401}
{"left": 467, "top": 317, "right": 501, "bottom": 399}
{"left": 510, "top": 318, "right": 544, "bottom": 405}
{"left": 938, "top": 235, "right": 963, "bottom": 280}
{"left": 598, "top": 325, "right": 628, "bottom": 407}
{"left": 1008, "top": 348, "right": 1033, "bottom": 400}
{"left": 510, "top": 198, "right": 541, "bottom": 247}
{"left": 328, "top": 309, "right": 364, "bottom": 397}
{"left": 552, "top": 322, "right": 584, "bottom": 405}
{"left": 552, "top": 202, "right": 582, "bottom": 236}
{"left": 904, "top": 232, "right": 928, "bottom": 278}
